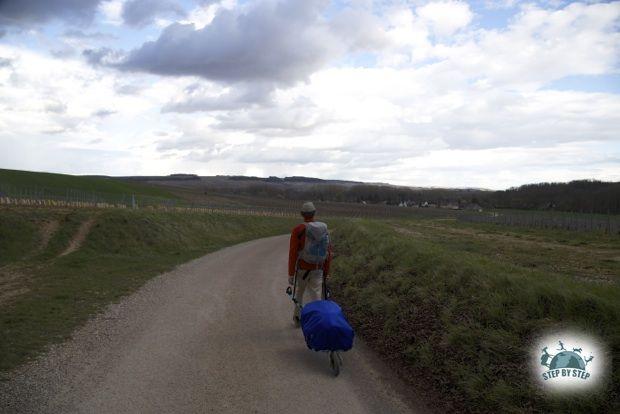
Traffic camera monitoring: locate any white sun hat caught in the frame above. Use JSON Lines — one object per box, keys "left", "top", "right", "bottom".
{"left": 301, "top": 201, "right": 316, "bottom": 213}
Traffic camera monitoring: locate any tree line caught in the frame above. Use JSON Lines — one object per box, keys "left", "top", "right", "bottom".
{"left": 481, "top": 180, "right": 620, "bottom": 214}
{"left": 205, "top": 179, "right": 620, "bottom": 214}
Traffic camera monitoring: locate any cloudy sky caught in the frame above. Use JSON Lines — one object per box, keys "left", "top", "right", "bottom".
{"left": 0, "top": 0, "right": 618, "bottom": 189}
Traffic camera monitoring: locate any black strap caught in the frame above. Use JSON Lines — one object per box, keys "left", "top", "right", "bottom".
{"left": 292, "top": 270, "right": 311, "bottom": 306}
{"left": 293, "top": 269, "right": 329, "bottom": 301}
{"left": 322, "top": 273, "right": 328, "bottom": 300}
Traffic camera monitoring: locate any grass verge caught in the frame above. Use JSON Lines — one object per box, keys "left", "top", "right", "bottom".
{"left": 330, "top": 218, "right": 619, "bottom": 413}
{"left": 0, "top": 207, "right": 296, "bottom": 374}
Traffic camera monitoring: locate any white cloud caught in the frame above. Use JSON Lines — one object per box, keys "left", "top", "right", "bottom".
{"left": 91, "top": 0, "right": 385, "bottom": 87}
{"left": 470, "top": 2, "right": 620, "bottom": 88}
{"left": 181, "top": 0, "right": 236, "bottom": 29}
{"left": 380, "top": 1, "right": 620, "bottom": 90}
{"left": 0, "top": 0, "right": 619, "bottom": 188}
{"left": 122, "top": 0, "right": 186, "bottom": 27}
{"left": 381, "top": 6, "right": 433, "bottom": 65}
{"left": 416, "top": 1, "right": 473, "bottom": 37}
{"left": 0, "top": 43, "right": 184, "bottom": 160}
{"left": 98, "top": 0, "right": 125, "bottom": 26}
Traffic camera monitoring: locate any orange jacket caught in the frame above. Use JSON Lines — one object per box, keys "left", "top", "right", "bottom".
{"left": 288, "top": 217, "right": 332, "bottom": 277}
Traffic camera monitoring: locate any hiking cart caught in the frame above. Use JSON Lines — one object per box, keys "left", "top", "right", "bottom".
{"left": 286, "top": 277, "right": 354, "bottom": 377}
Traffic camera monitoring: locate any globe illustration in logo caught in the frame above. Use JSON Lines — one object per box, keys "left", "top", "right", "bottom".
{"left": 549, "top": 351, "right": 586, "bottom": 370}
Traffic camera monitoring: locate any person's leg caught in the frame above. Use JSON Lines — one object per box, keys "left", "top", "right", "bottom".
{"left": 292, "top": 269, "right": 307, "bottom": 321}
{"left": 304, "top": 269, "right": 324, "bottom": 303}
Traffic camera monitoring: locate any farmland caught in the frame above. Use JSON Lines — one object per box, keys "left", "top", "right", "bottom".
{"left": 0, "top": 169, "right": 460, "bottom": 219}
{"left": 3, "top": 169, "right": 618, "bottom": 231}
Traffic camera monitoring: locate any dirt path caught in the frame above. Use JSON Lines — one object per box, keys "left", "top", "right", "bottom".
{"left": 0, "top": 235, "right": 424, "bottom": 414}
{"left": 0, "top": 266, "right": 29, "bottom": 307}
{"left": 0, "top": 220, "right": 60, "bottom": 306}
{"left": 37, "top": 220, "right": 59, "bottom": 253}
{"left": 60, "top": 218, "right": 95, "bottom": 257}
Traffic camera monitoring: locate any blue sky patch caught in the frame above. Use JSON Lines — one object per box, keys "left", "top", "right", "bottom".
{"left": 546, "top": 74, "right": 620, "bottom": 94}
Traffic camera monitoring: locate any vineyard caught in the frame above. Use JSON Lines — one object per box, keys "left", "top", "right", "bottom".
{"left": 0, "top": 183, "right": 454, "bottom": 220}
{"left": 2, "top": 180, "right": 618, "bottom": 233}
{"left": 459, "top": 209, "right": 620, "bottom": 234}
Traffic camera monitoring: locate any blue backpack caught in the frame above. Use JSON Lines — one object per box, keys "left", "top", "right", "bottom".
{"left": 299, "top": 222, "right": 329, "bottom": 265}
{"left": 300, "top": 300, "right": 354, "bottom": 352}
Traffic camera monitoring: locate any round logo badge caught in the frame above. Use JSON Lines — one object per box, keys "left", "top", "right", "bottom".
{"left": 531, "top": 330, "right": 609, "bottom": 394}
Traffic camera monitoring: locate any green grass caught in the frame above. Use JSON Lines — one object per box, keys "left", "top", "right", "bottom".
{"left": 449, "top": 218, "right": 620, "bottom": 249}
{"left": 0, "top": 207, "right": 296, "bottom": 374}
{"left": 0, "top": 168, "right": 176, "bottom": 199}
{"left": 396, "top": 219, "right": 620, "bottom": 284}
{"left": 330, "top": 218, "right": 620, "bottom": 413}
{"left": 0, "top": 213, "right": 41, "bottom": 266}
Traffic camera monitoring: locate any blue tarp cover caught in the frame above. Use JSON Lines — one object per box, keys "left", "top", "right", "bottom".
{"left": 300, "top": 300, "right": 354, "bottom": 352}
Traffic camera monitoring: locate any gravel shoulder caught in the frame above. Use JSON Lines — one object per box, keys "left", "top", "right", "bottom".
{"left": 0, "top": 235, "right": 425, "bottom": 414}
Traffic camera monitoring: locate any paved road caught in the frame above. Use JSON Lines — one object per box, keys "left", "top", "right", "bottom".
{"left": 1, "top": 235, "right": 422, "bottom": 414}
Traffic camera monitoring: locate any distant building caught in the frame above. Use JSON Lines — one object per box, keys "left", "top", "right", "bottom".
{"left": 464, "top": 203, "right": 483, "bottom": 212}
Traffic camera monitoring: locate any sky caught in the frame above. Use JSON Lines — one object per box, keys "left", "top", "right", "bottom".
{"left": 0, "top": 0, "right": 619, "bottom": 190}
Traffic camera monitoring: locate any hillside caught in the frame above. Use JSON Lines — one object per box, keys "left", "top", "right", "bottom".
{"left": 0, "top": 169, "right": 176, "bottom": 200}
{"left": 331, "top": 218, "right": 620, "bottom": 413}
{"left": 132, "top": 174, "right": 620, "bottom": 214}
{"left": 1, "top": 169, "right": 618, "bottom": 215}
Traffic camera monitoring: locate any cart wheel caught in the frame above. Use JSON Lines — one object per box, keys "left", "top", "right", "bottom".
{"left": 329, "top": 351, "right": 341, "bottom": 377}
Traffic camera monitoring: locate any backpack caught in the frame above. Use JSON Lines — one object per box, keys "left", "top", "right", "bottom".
{"left": 301, "top": 300, "right": 354, "bottom": 352}
{"left": 299, "top": 221, "right": 329, "bottom": 265}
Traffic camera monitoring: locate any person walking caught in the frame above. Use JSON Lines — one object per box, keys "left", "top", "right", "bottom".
{"left": 288, "top": 201, "right": 332, "bottom": 326}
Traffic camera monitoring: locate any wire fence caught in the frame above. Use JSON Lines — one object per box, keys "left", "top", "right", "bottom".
{"left": 0, "top": 183, "right": 300, "bottom": 218}
{"left": 459, "top": 210, "right": 620, "bottom": 234}
{"left": 0, "top": 183, "right": 180, "bottom": 209}
{"left": 3, "top": 183, "right": 617, "bottom": 232}
{"left": 0, "top": 183, "right": 449, "bottom": 219}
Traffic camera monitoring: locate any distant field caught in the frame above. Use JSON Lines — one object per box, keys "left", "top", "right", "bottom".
{"left": 0, "top": 169, "right": 440, "bottom": 218}
{"left": 330, "top": 217, "right": 619, "bottom": 413}
{"left": 2, "top": 169, "right": 616, "bottom": 230}
{"left": 460, "top": 208, "right": 620, "bottom": 233}
{"left": 157, "top": 185, "right": 460, "bottom": 220}
{"left": 0, "top": 206, "right": 297, "bottom": 374}
{"left": 0, "top": 169, "right": 176, "bottom": 200}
